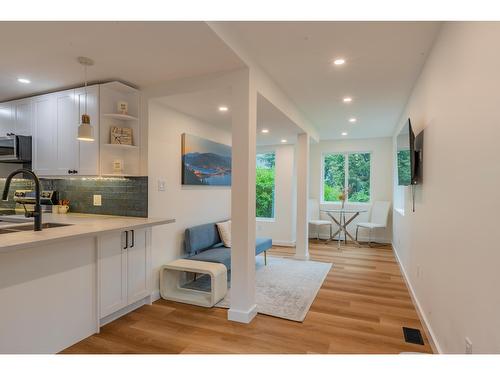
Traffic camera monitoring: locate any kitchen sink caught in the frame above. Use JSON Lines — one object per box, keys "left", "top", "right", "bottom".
{"left": 0, "top": 222, "right": 73, "bottom": 233}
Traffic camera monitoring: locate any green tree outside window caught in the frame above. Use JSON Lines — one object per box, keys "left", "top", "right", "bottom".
{"left": 323, "top": 152, "right": 371, "bottom": 203}
{"left": 256, "top": 153, "right": 275, "bottom": 218}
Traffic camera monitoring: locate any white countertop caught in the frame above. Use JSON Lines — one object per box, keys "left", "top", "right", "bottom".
{"left": 0, "top": 213, "right": 175, "bottom": 254}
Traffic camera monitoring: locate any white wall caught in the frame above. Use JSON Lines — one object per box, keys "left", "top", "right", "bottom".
{"left": 309, "top": 137, "right": 393, "bottom": 243}
{"left": 392, "top": 22, "right": 500, "bottom": 353}
{"left": 256, "top": 144, "right": 296, "bottom": 246}
{"left": 148, "top": 100, "right": 231, "bottom": 294}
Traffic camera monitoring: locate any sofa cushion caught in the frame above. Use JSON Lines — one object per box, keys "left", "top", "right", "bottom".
{"left": 188, "top": 247, "right": 231, "bottom": 270}
{"left": 216, "top": 220, "right": 232, "bottom": 247}
{"left": 256, "top": 237, "right": 272, "bottom": 255}
{"left": 184, "top": 222, "right": 223, "bottom": 256}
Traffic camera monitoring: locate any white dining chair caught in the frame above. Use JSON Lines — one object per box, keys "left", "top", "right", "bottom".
{"left": 355, "top": 201, "right": 391, "bottom": 246}
{"left": 308, "top": 198, "right": 332, "bottom": 240}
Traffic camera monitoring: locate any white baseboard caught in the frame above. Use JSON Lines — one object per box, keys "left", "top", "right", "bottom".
{"left": 228, "top": 304, "right": 258, "bottom": 323}
{"left": 99, "top": 296, "right": 150, "bottom": 327}
{"left": 151, "top": 289, "right": 161, "bottom": 302}
{"left": 392, "top": 244, "right": 442, "bottom": 354}
{"left": 310, "top": 235, "right": 391, "bottom": 244}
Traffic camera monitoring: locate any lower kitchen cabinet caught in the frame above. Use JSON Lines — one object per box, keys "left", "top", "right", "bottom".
{"left": 98, "top": 228, "right": 151, "bottom": 320}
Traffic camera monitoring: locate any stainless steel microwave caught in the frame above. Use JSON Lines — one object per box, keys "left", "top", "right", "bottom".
{"left": 0, "top": 135, "right": 32, "bottom": 163}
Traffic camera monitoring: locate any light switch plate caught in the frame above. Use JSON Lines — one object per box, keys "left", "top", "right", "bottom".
{"left": 158, "top": 179, "right": 166, "bottom": 192}
{"left": 93, "top": 194, "right": 102, "bottom": 206}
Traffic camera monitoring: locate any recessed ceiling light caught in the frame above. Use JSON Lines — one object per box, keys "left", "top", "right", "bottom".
{"left": 17, "top": 78, "right": 30, "bottom": 84}
{"left": 349, "top": 118, "right": 357, "bottom": 123}
{"left": 333, "top": 58, "right": 346, "bottom": 65}
{"left": 341, "top": 132, "right": 348, "bottom": 136}
{"left": 281, "top": 139, "right": 287, "bottom": 143}
{"left": 343, "top": 97, "right": 352, "bottom": 103}
{"left": 261, "top": 129, "right": 269, "bottom": 134}
{"left": 218, "top": 106, "right": 229, "bottom": 112}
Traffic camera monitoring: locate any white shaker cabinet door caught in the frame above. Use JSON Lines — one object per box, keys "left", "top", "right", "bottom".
{"left": 32, "top": 93, "right": 58, "bottom": 175}
{"left": 75, "top": 85, "right": 99, "bottom": 175}
{"left": 99, "top": 231, "right": 128, "bottom": 318}
{"left": 55, "top": 89, "right": 79, "bottom": 175}
{"left": 12, "top": 98, "right": 33, "bottom": 136}
{"left": 126, "top": 228, "right": 150, "bottom": 305}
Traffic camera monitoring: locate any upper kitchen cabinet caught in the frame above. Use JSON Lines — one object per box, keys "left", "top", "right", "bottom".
{"left": 33, "top": 85, "right": 100, "bottom": 176}
{"left": 99, "top": 82, "right": 141, "bottom": 177}
{"left": 12, "top": 98, "right": 33, "bottom": 136}
{"left": 2, "top": 81, "right": 141, "bottom": 177}
{"left": 32, "top": 93, "right": 57, "bottom": 175}
{"left": 0, "top": 98, "right": 33, "bottom": 137}
{"left": 75, "top": 85, "right": 99, "bottom": 176}
{"left": 0, "top": 102, "right": 13, "bottom": 136}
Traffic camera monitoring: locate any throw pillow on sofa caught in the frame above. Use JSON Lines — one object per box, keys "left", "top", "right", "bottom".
{"left": 216, "top": 220, "right": 231, "bottom": 248}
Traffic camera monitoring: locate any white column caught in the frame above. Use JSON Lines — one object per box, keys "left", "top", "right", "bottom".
{"left": 228, "top": 69, "right": 258, "bottom": 323}
{"left": 295, "top": 132, "right": 310, "bottom": 259}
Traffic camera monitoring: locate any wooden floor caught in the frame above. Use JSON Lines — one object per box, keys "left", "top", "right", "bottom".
{"left": 62, "top": 240, "right": 433, "bottom": 354}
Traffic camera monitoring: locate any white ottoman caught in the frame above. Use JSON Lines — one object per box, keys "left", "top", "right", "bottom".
{"left": 160, "top": 259, "right": 227, "bottom": 307}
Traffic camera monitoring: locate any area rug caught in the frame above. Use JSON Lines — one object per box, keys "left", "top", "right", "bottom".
{"left": 185, "top": 256, "right": 332, "bottom": 322}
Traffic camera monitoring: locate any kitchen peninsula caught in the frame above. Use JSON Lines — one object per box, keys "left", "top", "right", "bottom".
{"left": 0, "top": 213, "right": 174, "bottom": 353}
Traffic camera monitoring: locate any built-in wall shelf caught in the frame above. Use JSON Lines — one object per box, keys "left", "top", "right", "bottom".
{"left": 99, "top": 82, "right": 141, "bottom": 177}
{"left": 102, "top": 143, "right": 139, "bottom": 150}
{"left": 103, "top": 113, "right": 139, "bottom": 121}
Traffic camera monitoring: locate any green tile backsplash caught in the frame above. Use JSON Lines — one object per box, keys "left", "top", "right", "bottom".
{"left": 0, "top": 177, "right": 148, "bottom": 218}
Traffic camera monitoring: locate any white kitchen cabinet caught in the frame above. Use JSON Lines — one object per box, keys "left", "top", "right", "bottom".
{"left": 98, "top": 228, "right": 151, "bottom": 320}
{"left": 32, "top": 85, "right": 99, "bottom": 176}
{"left": 0, "top": 98, "right": 32, "bottom": 137}
{"left": 12, "top": 98, "right": 33, "bottom": 136}
{"left": 76, "top": 85, "right": 99, "bottom": 175}
{"left": 0, "top": 102, "right": 13, "bottom": 137}
{"left": 2, "top": 81, "right": 142, "bottom": 177}
{"left": 126, "top": 228, "right": 150, "bottom": 304}
{"left": 32, "top": 93, "right": 57, "bottom": 175}
{"left": 99, "top": 231, "right": 129, "bottom": 318}
{"left": 55, "top": 89, "right": 79, "bottom": 174}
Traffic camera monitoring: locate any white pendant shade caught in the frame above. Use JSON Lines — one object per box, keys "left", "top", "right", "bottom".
{"left": 77, "top": 114, "right": 94, "bottom": 141}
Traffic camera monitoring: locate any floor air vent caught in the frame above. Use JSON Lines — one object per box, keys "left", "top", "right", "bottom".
{"left": 402, "top": 327, "right": 424, "bottom": 345}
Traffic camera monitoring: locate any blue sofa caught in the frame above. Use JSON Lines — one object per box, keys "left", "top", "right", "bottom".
{"left": 184, "top": 222, "right": 272, "bottom": 269}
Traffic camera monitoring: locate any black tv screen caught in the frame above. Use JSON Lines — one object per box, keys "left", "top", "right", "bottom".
{"left": 397, "top": 119, "right": 416, "bottom": 186}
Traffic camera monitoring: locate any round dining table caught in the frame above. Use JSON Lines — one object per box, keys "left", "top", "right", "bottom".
{"left": 320, "top": 207, "right": 367, "bottom": 248}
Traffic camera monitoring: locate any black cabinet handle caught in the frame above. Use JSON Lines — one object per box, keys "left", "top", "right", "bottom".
{"left": 68, "top": 170, "right": 73, "bottom": 174}
{"left": 123, "top": 231, "right": 128, "bottom": 250}
{"left": 130, "top": 230, "right": 135, "bottom": 248}
{"left": 73, "top": 170, "right": 78, "bottom": 174}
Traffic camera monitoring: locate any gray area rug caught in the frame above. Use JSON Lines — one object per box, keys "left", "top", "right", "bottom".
{"left": 183, "top": 256, "right": 332, "bottom": 322}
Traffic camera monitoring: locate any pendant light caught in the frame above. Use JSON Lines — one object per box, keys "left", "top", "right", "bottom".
{"left": 77, "top": 56, "right": 95, "bottom": 142}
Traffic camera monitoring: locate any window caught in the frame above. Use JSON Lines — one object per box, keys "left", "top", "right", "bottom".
{"left": 256, "top": 152, "right": 275, "bottom": 218}
{"left": 323, "top": 152, "right": 371, "bottom": 203}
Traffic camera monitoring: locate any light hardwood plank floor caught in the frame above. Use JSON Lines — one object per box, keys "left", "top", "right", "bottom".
{"left": 62, "top": 240, "right": 433, "bottom": 354}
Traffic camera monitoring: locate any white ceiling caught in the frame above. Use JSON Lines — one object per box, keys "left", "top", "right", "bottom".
{"left": 157, "top": 88, "right": 302, "bottom": 146}
{"left": 0, "top": 21, "right": 442, "bottom": 141}
{"left": 218, "top": 22, "right": 442, "bottom": 140}
{"left": 0, "top": 22, "right": 244, "bottom": 102}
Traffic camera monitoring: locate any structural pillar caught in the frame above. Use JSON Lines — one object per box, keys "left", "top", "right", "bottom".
{"left": 295, "top": 132, "right": 310, "bottom": 259}
{"left": 228, "top": 69, "right": 258, "bottom": 323}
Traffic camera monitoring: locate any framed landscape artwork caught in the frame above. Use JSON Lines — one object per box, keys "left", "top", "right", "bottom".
{"left": 181, "top": 133, "right": 232, "bottom": 186}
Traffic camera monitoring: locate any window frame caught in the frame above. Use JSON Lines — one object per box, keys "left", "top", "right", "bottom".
{"left": 321, "top": 151, "right": 373, "bottom": 205}
{"left": 256, "top": 151, "right": 276, "bottom": 220}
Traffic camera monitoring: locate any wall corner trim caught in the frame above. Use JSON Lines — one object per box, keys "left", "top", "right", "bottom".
{"left": 392, "top": 244, "right": 442, "bottom": 354}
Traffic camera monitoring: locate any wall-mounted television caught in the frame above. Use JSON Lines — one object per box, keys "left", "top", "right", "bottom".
{"left": 397, "top": 118, "right": 419, "bottom": 186}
